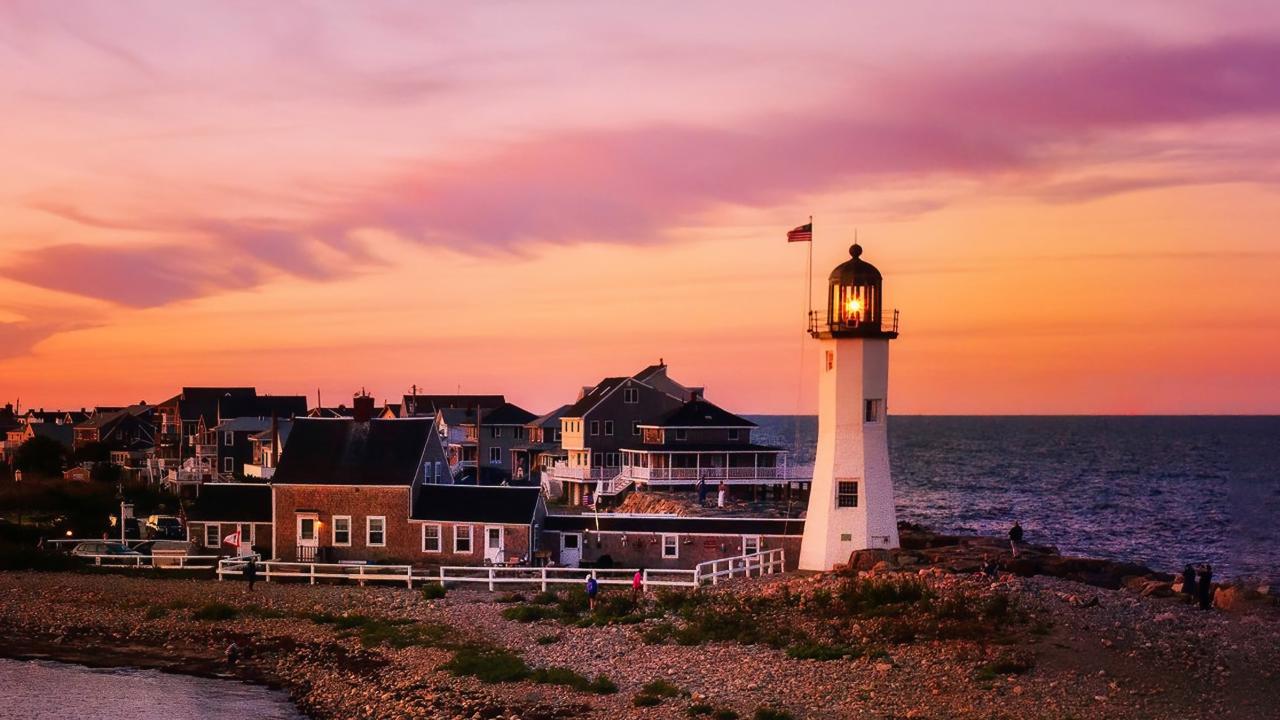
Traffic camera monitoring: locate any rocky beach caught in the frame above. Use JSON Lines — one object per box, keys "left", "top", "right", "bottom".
{"left": 1, "top": 528, "right": 1276, "bottom": 720}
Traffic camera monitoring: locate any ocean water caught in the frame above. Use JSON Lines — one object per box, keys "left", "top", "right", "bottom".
{"left": 750, "top": 416, "right": 1280, "bottom": 582}
{"left": 0, "top": 658, "right": 304, "bottom": 720}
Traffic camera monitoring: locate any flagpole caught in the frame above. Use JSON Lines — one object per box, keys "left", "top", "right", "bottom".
{"left": 805, "top": 215, "right": 813, "bottom": 332}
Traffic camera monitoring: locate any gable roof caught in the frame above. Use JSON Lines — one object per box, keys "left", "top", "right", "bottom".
{"left": 481, "top": 402, "right": 537, "bottom": 426}
{"left": 411, "top": 485, "right": 541, "bottom": 524}
{"left": 30, "top": 422, "right": 74, "bottom": 448}
{"left": 249, "top": 420, "right": 293, "bottom": 446}
{"left": 214, "top": 417, "right": 274, "bottom": 433}
{"left": 186, "top": 484, "right": 272, "bottom": 523}
{"left": 177, "top": 387, "right": 257, "bottom": 423}
{"left": 562, "top": 377, "right": 629, "bottom": 417}
{"left": 272, "top": 418, "right": 433, "bottom": 486}
{"left": 642, "top": 399, "right": 756, "bottom": 428}
{"left": 529, "top": 404, "right": 572, "bottom": 429}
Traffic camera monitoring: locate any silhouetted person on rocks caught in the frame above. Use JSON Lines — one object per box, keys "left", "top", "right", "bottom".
{"left": 697, "top": 476, "right": 708, "bottom": 507}
{"left": 1181, "top": 564, "right": 1198, "bottom": 599}
{"left": 243, "top": 557, "right": 258, "bottom": 591}
{"left": 1197, "top": 564, "right": 1214, "bottom": 610}
{"left": 1008, "top": 521, "right": 1024, "bottom": 557}
{"left": 717, "top": 481, "right": 727, "bottom": 509}
{"left": 981, "top": 554, "right": 1000, "bottom": 579}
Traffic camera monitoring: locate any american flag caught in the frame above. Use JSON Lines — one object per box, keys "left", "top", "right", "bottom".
{"left": 786, "top": 222, "right": 812, "bottom": 242}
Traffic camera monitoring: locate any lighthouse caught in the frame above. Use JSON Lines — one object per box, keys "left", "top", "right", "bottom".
{"left": 799, "top": 243, "right": 900, "bottom": 571}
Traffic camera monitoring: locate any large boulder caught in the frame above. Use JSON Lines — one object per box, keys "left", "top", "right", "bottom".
{"left": 847, "top": 549, "right": 895, "bottom": 572}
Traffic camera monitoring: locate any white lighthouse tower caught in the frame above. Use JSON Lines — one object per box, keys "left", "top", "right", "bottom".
{"left": 799, "top": 243, "right": 900, "bottom": 571}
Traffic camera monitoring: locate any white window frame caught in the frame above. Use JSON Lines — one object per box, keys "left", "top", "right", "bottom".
{"left": 223, "top": 431, "right": 233, "bottom": 446}
{"left": 837, "top": 481, "right": 859, "bottom": 508}
{"left": 366, "top": 516, "right": 386, "bottom": 547}
{"left": 455, "top": 524, "right": 473, "bottom": 553}
{"left": 728, "top": 429, "right": 740, "bottom": 441}
{"left": 204, "top": 523, "right": 220, "bottom": 548}
{"left": 422, "top": 524, "right": 442, "bottom": 553}
{"left": 491, "top": 426, "right": 502, "bottom": 438}
{"left": 743, "top": 535, "right": 761, "bottom": 555}
{"left": 222, "top": 457, "right": 233, "bottom": 473}
{"left": 332, "top": 515, "right": 352, "bottom": 546}
{"left": 489, "top": 446, "right": 502, "bottom": 464}
{"left": 623, "top": 387, "right": 639, "bottom": 404}
{"left": 674, "top": 428, "right": 688, "bottom": 441}
{"left": 434, "top": 461, "right": 441, "bottom": 482}
{"left": 603, "top": 420, "right": 614, "bottom": 436}
{"left": 661, "top": 534, "right": 679, "bottom": 559}
{"left": 590, "top": 420, "right": 600, "bottom": 436}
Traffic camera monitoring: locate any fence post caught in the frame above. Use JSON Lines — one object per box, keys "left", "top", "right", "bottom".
{"left": 488, "top": 567, "right": 495, "bottom": 592}
{"left": 541, "top": 567, "right": 547, "bottom": 592}
{"left": 310, "top": 563, "right": 316, "bottom": 585}
{"left": 439, "top": 565, "right": 445, "bottom": 588}
{"left": 406, "top": 565, "right": 413, "bottom": 589}
{"left": 642, "top": 568, "right": 648, "bottom": 592}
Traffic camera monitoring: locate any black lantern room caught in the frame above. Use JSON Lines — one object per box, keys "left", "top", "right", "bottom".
{"left": 810, "top": 243, "right": 899, "bottom": 339}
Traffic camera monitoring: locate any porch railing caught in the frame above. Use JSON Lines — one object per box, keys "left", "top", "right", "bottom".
{"left": 694, "top": 548, "right": 786, "bottom": 585}
{"left": 619, "top": 466, "right": 792, "bottom": 483}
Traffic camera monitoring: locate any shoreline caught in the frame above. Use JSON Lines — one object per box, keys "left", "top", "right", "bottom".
{"left": 2, "top": 527, "right": 1276, "bottom": 719}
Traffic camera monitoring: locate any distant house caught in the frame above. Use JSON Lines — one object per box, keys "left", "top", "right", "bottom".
{"left": 210, "top": 417, "right": 275, "bottom": 479}
{"left": 271, "top": 396, "right": 448, "bottom": 563}
{"left": 186, "top": 483, "right": 273, "bottom": 557}
{"left": 245, "top": 420, "right": 292, "bottom": 480}
{"left": 22, "top": 408, "right": 89, "bottom": 426}
{"left": 402, "top": 394, "right": 505, "bottom": 418}
{"left": 154, "top": 388, "right": 306, "bottom": 480}
{"left": 511, "top": 404, "right": 571, "bottom": 486}
{"left": 547, "top": 362, "right": 696, "bottom": 504}
{"left": 73, "top": 404, "right": 155, "bottom": 453}
{"left": 542, "top": 515, "right": 802, "bottom": 570}
{"left": 436, "top": 402, "right": 537, "bottom": 484}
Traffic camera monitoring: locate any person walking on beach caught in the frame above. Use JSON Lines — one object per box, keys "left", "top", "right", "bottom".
{"left": 697, "top": 475, "right": 708, "bottom": 507}
{"left": 632, "top": 567, "right": 644, "bottom": 603}
{"left": 1181, "top": 564, "right": 1198, "bottom": 599}
{"left": 243, "top": 557, "right": 258, "bottom": 591}
{"left": 586, "top": 572, "right": 599, "bottom": 611}
{"left": 717, "top": 481, "right": 726, "bottom": 509}
{"left": 1008, "top": 521, "right": 1024, "bottom": 557}
{"left": 1197, "top": 564, "right": 1214, "bottom": 610}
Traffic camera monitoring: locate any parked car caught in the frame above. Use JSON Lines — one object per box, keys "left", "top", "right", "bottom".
{"left": 134, "top": 539, "right": 200, "bottom": 568}
{"left": 145, "top": 515, "right": 185, "bottom": 540}
{"left": 70, "top": 541, "right": 144, "bottom": 561}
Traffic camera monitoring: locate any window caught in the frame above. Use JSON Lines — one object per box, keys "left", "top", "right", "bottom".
{"left": 593, "top": 453, "right": 603, "bottom": 466}
{"left": 238, "top": 523, "right": 255, "bottom": 547}
{"left": 728, "top": 429, "right": 740, "bottom": 441}
{"left": 367, "top": 516, "right": 386, "bottom": 547}
{"left": 674, "top": 428, "right": 688, "bottom": 441}
{"left": 864, "top": 399, "right": 883, "bottom": 423}
{"left": 837, "top": 481, "right": 859, "bottom": 508}
{"left": 662, "top": 534, "right": 679, "bottom": 559}
{"left": 552, "top": 429, "right": 561, "bottom": 441}
{"left": 433, "top": 461, "right": 442, "bottom": 482}
{"left": 455, "top": 524, "right": 473, "bottom": 553}
{"left": 623, "top": 387, "right": 639, "bottom": 404}
{"left": 490, "top": 426, "right": 502, "bottom": 439}
{"left": 590, "top": 420, "right": 600, "bottom": 435}
{"left": 333, "top": 516, "right": 351, "bottom": 546}
{"left": 222, "top": 457, "right": 233, "bottom": 473}
{"left": 224, "top": 431, "right": 233, "bottom": 446}
{"left": 743, "top": 536, "right": 760, "bottom": 555}
{"left": 204, "top": 523, "right": 220, "bottom": 548}
{"left": 603, "top": 421, "right": 614, "bottom": 436}
{"left": 632, "top": 421, "right": 640, "bottom": 436}
{"left": 422, "top": 524, "right": 441, "bottom": 553}
{"left": 489, "top": 446, "right": 501, "bottom": 464}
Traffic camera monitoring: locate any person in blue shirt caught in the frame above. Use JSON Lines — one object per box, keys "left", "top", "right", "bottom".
{"left": 586, "top": 573, "right": 599, "bottom": 611}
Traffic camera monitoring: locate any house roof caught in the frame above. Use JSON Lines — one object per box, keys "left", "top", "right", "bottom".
{"left": 246, "top": 395, "right": 308, "bottom": 419}
{"left": 481, "top": 402, "right": 537, "bottom": 426}
{"left": 186, "top": 484, "right": 273, "bottom": 522}
{"left": 403, "top": 394, "right": 506, "bottom": 416}
{"left": 30, "top": 423, "right": 74, "bottom": 448}
{"left": 411, "top": 485, "right": 541, "bottom": 524}
{"left": 76, "top": 404, "right": 151, "bottom": 430}
{"left": 562, "top": 377, "right": 629, "bottom": 417}
{"left": 177, "top": 387, "right": 257, "bottom": 423}
{"left": 633, "top": 363, "right": 667, "bottom": 382}
{"left": 214, "top": 417, "right": 274, "bottom": 433}
{"left": 272, "top": 418, "right": 433, "bottom": 486}
{"left": 309, "top": 406, "right": 353, "bottom": 418}
{"left": 529, "top": 404, "right": 571, "bottom": 429}
{"left": 642, "top": 399, "right": 756, "bottom": 429}
{"left": 249, "top": 420, "right": 293, "bottom": 445}
{"left": 544, "top": 514, "right": 804, "bottom": 536}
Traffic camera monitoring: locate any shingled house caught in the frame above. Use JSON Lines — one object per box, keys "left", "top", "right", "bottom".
{"left": 271, "top": 396, "right": 448, "bottom": 563}
{"left": 411, "top": 485, "right": 545, "bottom": 565}
{"left": 186, "top": 483, "right": 273, "bottom": 556}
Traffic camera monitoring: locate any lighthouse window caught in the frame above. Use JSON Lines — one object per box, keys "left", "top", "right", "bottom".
{"left": 864, "top": 399, "right": 883, "bottom": 423}
{"left": 837, "top": 481, "right": 859, "bottom": 508}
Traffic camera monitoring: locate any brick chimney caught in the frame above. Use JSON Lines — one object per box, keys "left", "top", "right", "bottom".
{"left": 352, "top": 391, "right": 375, "bottom": 422}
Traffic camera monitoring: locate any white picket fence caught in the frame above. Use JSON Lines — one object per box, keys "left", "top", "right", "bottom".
{"left": 217, "top": 558, "right": 414, "bottom": 587}
{"left": 214, "top": 548, "right": 787, "bottom": 591}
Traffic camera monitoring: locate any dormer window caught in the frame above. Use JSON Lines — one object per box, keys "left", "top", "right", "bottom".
{"left": 623, "top": 387, "right": 639, "bottom": 404}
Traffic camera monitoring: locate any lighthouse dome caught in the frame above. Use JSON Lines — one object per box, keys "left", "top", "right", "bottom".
{"left": 828, "top": 243, "right": 882, "bottom": 286}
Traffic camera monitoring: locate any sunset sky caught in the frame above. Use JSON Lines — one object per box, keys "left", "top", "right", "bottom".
{"left": 2, "top": 1, "right": 1279, "bottom": 415}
